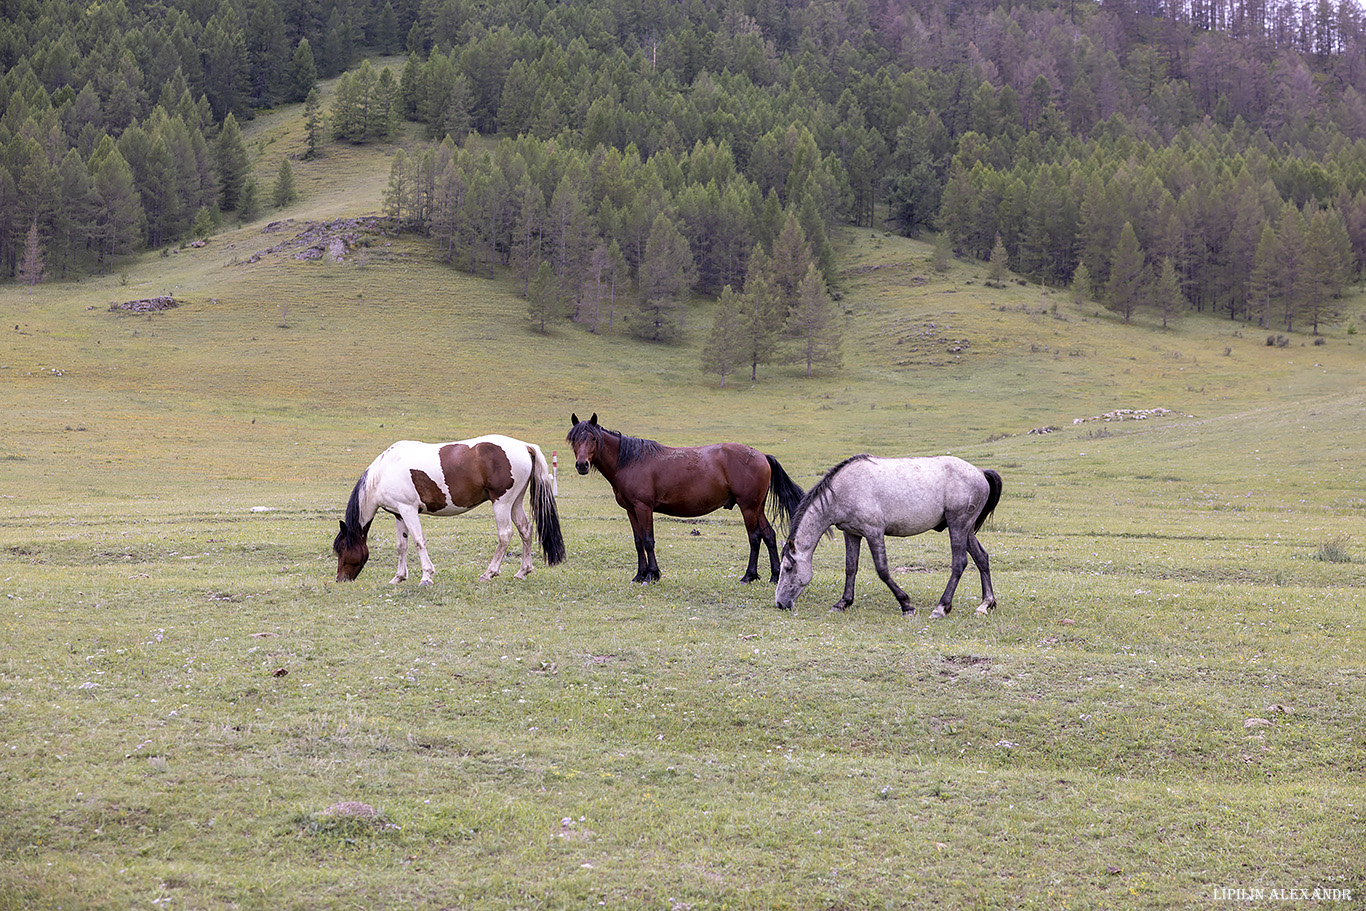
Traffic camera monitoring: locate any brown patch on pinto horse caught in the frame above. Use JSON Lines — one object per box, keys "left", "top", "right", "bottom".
{"left": 409, "top": 469, "right": 448, "bottom": 512}
{"left": 405, "top": 442, "right": 516, "bottom": 513}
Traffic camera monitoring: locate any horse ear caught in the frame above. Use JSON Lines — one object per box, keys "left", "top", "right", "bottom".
{"left": 361, "top": 518, "right": 373, "bottom": 535}
{"left": 571, "top": 412, "right": 579, "bottom": 426}
{"left": 590, "top": 413, "right": 598, "bottom": 426}
{"left": 339, "top": 519, "right": 348, "bottom": 534}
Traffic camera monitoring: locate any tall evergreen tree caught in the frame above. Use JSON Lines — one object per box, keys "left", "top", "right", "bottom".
{"left": 272, "top": 159, "right": 297, "bottom": 208}
{"left": 303, "top": 88, "right": 325, "bottom": 160}
{"left": 1105, "top": 222, "right": 1146, "bottom": 323}
{"left": 738, "top": 244, "right": 782, "bottom": 380}
{"left": 788, "top": 263, "right": 843, "bottom": 376}
{"left": 635, "top": 212, "right": 696, "bottom": 342}
{"left": 18, "top": 220, "right": 45, "bottom": 288}
{"left": 1154, "top": 258, "right": 1183, "bottom": 330}
{"left": 702, "top": 284, "right": 744, "bottom": 387}
{"left": 216, "top": 113, "right": 250, "bottom": 212}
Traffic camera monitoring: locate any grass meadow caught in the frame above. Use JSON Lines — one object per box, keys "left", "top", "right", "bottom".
{"left": 3, "top": 88, "right": 1365, "bottom": 909}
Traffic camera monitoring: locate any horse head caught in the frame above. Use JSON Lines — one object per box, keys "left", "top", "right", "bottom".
{"left": 333, "top": 518, "right": 373, "bottom": 581}
{"left": 774, "top": 537, "right": 812, "bottom": 611}
{"left": 567, "top": 412, "right": 600, "bottom": 475}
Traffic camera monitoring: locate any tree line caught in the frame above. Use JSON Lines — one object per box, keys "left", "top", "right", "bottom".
{"left": 9, "top": 0, "right": 1366, "bottom": 336}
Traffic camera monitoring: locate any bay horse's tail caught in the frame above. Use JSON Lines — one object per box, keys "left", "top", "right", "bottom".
{"left": 974, "top": 469, "right": 1003, "bottom": 532}
{"left": 527, "top": 444, "right": 567, "bottom": 566}
{"left": 765, "top": 455, "right": 805, "bottom": 535}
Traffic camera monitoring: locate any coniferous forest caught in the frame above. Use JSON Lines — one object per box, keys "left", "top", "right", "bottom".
{"left": 7, "top": 0, "right": 1366, "bottom": 335}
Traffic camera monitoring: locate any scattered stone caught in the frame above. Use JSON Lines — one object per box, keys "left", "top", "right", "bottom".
{"left": 109, "top": 296, "right": 179, "bottom": 313}
{"left": 323, "top": 801, "right": 377, "bottom": 818}
{"left": 1244, "top": 717, "right": 1273, "bottom": 729}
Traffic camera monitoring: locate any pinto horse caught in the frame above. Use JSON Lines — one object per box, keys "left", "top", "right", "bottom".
{"left": 566, "top": 413, "right": 803, "bottom": 584}
{"left": 333, "top": 435, "right": 566, "bottom": 585}
{"left": 775, "top": 454, "right": 1001, "bottom": 618}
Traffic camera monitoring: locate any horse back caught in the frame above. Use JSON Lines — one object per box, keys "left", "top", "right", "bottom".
{"left": 622, "top": 441, "right": 769, "bottom": 517}
{"left": 381, "top": 437, "right": 526, "bottom": 516}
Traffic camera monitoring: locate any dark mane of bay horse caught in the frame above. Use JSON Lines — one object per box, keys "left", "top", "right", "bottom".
{"left": 789, "top": 454, "right": 872, "bottom": 537}
{"left": 332, "top": 470, "right": 370, "bottom": 556}
{"left": 565, "top": 420, "right": 664, "bottom": 470}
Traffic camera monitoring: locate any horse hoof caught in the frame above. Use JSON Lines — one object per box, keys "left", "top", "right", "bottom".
{"left": 975, "top": 602, "right": 993, "bottom": 616}
{"left": 419, "top": 579, "right": 433, "bottom": 587}
{"left": 739, "top": 574, "right": 760, "bottom": 584}
{"left": 930, "top": 605, "right": 948, "bottom": 619}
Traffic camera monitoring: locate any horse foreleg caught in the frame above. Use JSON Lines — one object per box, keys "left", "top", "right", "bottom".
{"left": 510, "top": 496, "right": 535, "bottom": 579}
{"left": 481, "top": 501, "right": 515, "bottom": 581}
{"left": 395, "top": 508, "right": 436, "bottom": 585}
{"left": 629, "top": 508, "right": 660, "bottom": 583}
{"left": 833, "top": 531, "right": 861, "bottom": 612}
{"left": 866, "top": 532, "right": 914, "bottom": 614}
{"left": 967, "top": 533, "right": 996, "bottom": 616}
{"left": 391, "top": 515, "right": 410, "bottom": 584}
{"left": 931, "top": 528, "right": 970, "bottom": 618}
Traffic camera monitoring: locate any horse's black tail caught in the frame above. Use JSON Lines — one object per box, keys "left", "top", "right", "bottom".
{"left": 765, "top": 454, "right": 805, "bottom": 535}
{"left": 528, "top": 445, "right": 567, "bottom": 566}
{"left": 974, "top": 469, "right": 1003, "bottom": 532}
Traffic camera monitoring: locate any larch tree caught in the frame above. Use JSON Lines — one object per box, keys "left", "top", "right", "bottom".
{"left": 788, "top": 262, "right": 843, "bottom": 376}
{"left": 634, "top": 212, "right": 696, "bottom": 343}
{"left": 702, "top": 284, "right": 745, "bottom": 387}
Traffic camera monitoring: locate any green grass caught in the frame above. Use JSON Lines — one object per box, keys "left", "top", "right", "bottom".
{"left": 2, "top": 97, "right": 1365, "bottom": 908}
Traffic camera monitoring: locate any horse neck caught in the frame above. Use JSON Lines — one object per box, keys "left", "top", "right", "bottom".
{"left": 349, "top": 468, "right": 383, "bottom": 533}
{"left": 790, "top": 494, "right": 836, "bottom": 559}
{"left": 592, "top": 431, "right": 624, "bottom": 481}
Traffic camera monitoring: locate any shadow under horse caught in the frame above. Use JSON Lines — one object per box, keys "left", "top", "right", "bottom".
{"left": 566, "top": 413, "right": 804, "bottom": 584}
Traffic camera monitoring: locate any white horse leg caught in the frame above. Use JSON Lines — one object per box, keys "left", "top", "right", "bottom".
{"left": 391, "top": 515, "right": 410, "bottom": 584}
{"left": 511, "top": 496, "right": 534, "bottom": 579}
{"left": 396, "top": 507, "right": 436, "bottom": 586}
{"left": 866, "top": 532, "right": 914, "bottom": 614}
{"left": 967, "top": 534, "right": 996, "bottom": 615}
{"left": 480, "top": 501, "right": 514, "bottom": 581}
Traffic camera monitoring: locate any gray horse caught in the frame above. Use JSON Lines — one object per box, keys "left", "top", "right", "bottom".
{"left": 775, "top": 454, "right": 1001, "bottom": 618}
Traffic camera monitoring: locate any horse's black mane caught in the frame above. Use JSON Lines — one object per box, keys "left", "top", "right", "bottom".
{"left": 332, "top": 470, "right": 368, "bottom": 554}
{"left": 789, "top": 453, "right": 872, "bottom": 535}
{"left": 568, "top": 420, "right": 666, "bottom": 469}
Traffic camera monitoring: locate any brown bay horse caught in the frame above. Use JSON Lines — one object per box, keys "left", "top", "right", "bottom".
{"left": 566, "top": 413, "right": 804, "bottom": 584}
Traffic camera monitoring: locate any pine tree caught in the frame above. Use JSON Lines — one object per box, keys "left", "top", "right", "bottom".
{"left": 290, "top": 39, "right": 318, "bottom": 103}
{"left": 739, "top": 244, "right": 783, "bottom": 381}
{"left": 91, "top": 144, "right": 146, "bottom": 268}
{"left": 238, "top": 178, "right": 260, "bottom": 221}
{"left": 527, "top": 261, "right": 559, "bottom": 333}
{"left": 1154, "top": 258, "right": 1183, "bottom": 330}
{"left": 272, "top": 160, "right": 297, "bottom": 208}
{"left": 770, "top": 212, "right": 811, "bottom": 317}
{"left": 988, "top": 233, "right": 1009, "bottom": 284}
{"left": 788, "top": 263, "right": 843, "bottom": 376}
{"left": 702, "top": 284, "right": 744, "bottom": 387}
{"left": 216, "top": 113, "right": 249, "bottom": 212}
{"left": 1070, "top": 262, "right": 1094, "bottom": 305}
{"left": 18, "top": 220, "right": 45, "bottom": 289}
{"left": 635, "top": 213, "right": 696, "bottom": 342}
{"left": 1249, "top": 224, "right": 1280, "bottom": 330}
{"left": 303, "top": 88, "right": 325, "bottom": 160}
{"left": 1105, "top": 222, "right": 1146, "bottom": 323}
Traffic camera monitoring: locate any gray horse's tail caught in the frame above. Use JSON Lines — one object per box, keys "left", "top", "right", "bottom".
{"left": 765, "top": 454, "right": 805, "bottom": 534}
{"left": 974, "top": 469, "right": 1003, "bottom": 532}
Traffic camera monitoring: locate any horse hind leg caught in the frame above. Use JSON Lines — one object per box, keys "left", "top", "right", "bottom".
{"left": 510, "top": 495, "right": 535, "bottom": 580}
{"left": 738, "top": 505, "right": 770, "bottom": 583}
{"left": 967, "top": 533, "right": 996, "bottom": 616}
{"left": 481, "top": 502, "right": 516, "bottom": 581}
{"left": 930, "top": 526, "right": 971, "bottom": 618}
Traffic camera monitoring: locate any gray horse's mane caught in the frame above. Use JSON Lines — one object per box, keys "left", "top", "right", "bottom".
{"left": 567, "top": 421, "right": 666, "bottom": 469}
{"left": 789, "top": 453, "right": 873, "bottom": 536}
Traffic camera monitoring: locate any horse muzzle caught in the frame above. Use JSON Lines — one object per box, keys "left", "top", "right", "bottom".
{"left": 575, "top": 461, "right": 590, "bottom": 475}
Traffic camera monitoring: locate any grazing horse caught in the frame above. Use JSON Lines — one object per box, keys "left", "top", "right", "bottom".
{"left": 775, "top": 454, "right": 1001, "bottom": 618}
{"left": 333, "top": 435, "right": 566, "bottom": 585}
{"left": 566, "top": 413, "right": 804, "bottom": 584}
